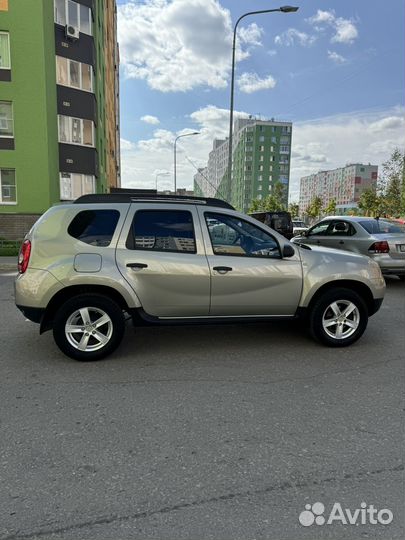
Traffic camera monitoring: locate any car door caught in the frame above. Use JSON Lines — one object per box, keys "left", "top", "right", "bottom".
{"left": 115, "top": 204, "right": 210, "bottom": 317}
{"left": 320, "top": 219, "right": 357, "bottom": 251}
{"left": 301, "top": 220, "right": 333, "bottom": 246}
{"left": 199, "top": 209, "right": 303, "bottom": 316}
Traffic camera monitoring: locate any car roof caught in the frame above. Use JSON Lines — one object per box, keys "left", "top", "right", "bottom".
{"left": 319, "top": 216, "right": 377, "bottom": 222}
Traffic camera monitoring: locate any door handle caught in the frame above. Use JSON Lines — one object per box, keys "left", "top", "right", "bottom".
{"left": 316, "top": 240, "right": 321, "bottom": 244}
{"left": 213, "top": 266, "right": 233, "bottom": 274}
{"left": 126, "top": 262, "right": 148, "bottom": 269}
{"left": 339, "top": 241, "right": 345, "bottom": 245}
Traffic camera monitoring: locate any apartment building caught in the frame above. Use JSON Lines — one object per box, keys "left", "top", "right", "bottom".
{"left": 299, "top": 164, "right": 378, "bottom": 216}
{"left": 0, "top": 0, "right": 120, "bottom": 239}
{"left": 194, "top": 117, "right": 292, "bottom": 213}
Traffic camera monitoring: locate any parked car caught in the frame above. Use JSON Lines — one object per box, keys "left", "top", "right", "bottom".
{"left": 250, "top": 211, "right": 294, "bottom": 239}
{"left": 292, "top": 216, "right": 405, "bottom": 280}
{"left": 292, "top": 219, "right": 308, "bottom": 236}
{"left": 15, "top": 195, "right": 385, "bottom": 361}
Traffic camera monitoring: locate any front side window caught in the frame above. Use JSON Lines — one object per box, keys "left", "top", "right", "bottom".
{"left": 0, "top": 32, "right": 11, "bottom": 69}
{"left": 68, "top": 210, "right": 119, "bottom": 247}
{"left": 0, "top": 168, "right": 16, "bottom": 203}
{"left": 0, "top": 101, "right": 13, "bottom": 137}
{"left": 205, "top": 212, "right": 280, "bottom": 258}
{"left": 127, "top": 210, "right": 196, "bottom": 253}
{"left": 308, "top": 221, "right": 331, "bottom": 236}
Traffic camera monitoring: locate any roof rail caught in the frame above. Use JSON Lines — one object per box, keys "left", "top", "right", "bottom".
{"left": 74, "top": 193, "right": 234, "bottom": 209}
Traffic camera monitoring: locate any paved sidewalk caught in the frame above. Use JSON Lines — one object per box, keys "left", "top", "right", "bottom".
{"left": 0, "top": 256, "right": 17, "bottom": 271}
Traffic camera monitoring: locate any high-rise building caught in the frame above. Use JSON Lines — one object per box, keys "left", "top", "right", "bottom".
{"left": 194, "top": 117, "right": 293, "bottom": 213}
{"left": 0, "top": 0, "right": 120, "bottom": 239}
{"left": 299, "top": 164, "right": 378, "bottom": 216}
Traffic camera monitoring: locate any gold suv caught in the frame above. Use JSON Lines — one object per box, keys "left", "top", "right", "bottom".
{"left": 15, "top": 195, "right": 386, "bottom": 361}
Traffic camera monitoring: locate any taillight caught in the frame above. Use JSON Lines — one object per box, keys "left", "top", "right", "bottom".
{"left": 18, "top": 239, "right": 31, "bottom": 273}
{"left": 368, "top": 241, "right": 389, "bottom": 254}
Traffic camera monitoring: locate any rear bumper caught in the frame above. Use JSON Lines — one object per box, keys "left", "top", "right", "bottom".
{"left": 371, "top": 255, "right": 405, "bottom": 275}
{"left": 16, "top": 305, "right": 44, "bottom": 324}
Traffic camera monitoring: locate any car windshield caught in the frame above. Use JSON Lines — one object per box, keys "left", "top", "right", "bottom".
{"left": 359, "top": 219, "right": 404, "bottom": 234}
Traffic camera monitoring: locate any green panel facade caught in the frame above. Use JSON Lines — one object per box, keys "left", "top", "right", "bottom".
{"left": 0, "top": 0, "right": 58, "bottom": 214}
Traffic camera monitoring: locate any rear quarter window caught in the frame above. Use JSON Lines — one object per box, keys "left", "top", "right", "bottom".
{"left": 68, "top": 209, "right": 120, "bottom": 246}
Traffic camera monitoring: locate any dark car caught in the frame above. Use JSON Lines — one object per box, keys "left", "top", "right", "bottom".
{"left": 249, "top": 211, "right": 294, "bottom": 239}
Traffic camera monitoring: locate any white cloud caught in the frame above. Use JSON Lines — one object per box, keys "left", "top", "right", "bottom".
{"left": 274, "top": 28, "right": 316, "bottom": 47}
{"left": 119, "top": 105, "right": 250, "bottom": 191}
{"left": 289, "top": 107, "right": 405, "bottom": 201}
{"left": 237, "top": 72, "right": 276, "bottom": 94}
{"left": 120, "top": 138, "right": 135, "bottom": 151}
{"left": 140, "top": 115, "right": 160, "bottom": 125}
{"left": 332, "top": 18, "right": 358, "bottom": 44}
{"left": 118, "top": 0, "right": 263, "bottom": 92}
{"left": 308, "top": 9, "right": 336, "bottom": 25}
{"left": 238, "top": 23, "right": 263, "bottom": 47}
{"left": 327, "top": 50, "right": 346, "bottom": 64}
{"left": 307, "top": 9, "right": 358, "bottom": 45}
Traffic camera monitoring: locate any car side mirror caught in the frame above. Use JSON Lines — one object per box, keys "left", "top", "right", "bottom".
{"left": 283, "top": 244, "right": 295, "bottom": 258}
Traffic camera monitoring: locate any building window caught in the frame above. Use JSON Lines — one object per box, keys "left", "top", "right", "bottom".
{"left": 0, "top": 168, "right": 16, "bottom": 203}
{"left": 258, "top": 185, "right": 262, "bottom": 191}
{"left": 259, "top": 155, "right": 264, "bottom": 162}
{"left": 54, "top": 0, "right": 93, "bottom": 36}
{"left": 259, "top": 165, "right": 263, "bottom": 171}
{"left": 57, "top": 57, "right": 94, "bottom": 92}
{"left": 259, "top": 136, "right": 264, "bottom": 142}
{"left": 0, "top": 32, "right": 11, "bottom": 69}
{"left": 58, "top": 115, "right": 95, "bottom": 147}
{"left": 271, "top": 136, "right": 277, "bottom": 143}
{"left": 60, "top": 172, "right": 95, "bottom": 200}
{"left": 280, "top": 145, "right": 290, "bottom": 153}
{"left": 0, "top": 101, "right": 13, "bottom": 137}
{"left": 259, "top": 145, "right": 264, "bottom": 151}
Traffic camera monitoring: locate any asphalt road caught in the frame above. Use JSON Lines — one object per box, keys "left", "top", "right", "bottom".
{"left": 0, "top": 271, "right": 403, "bottom": 540}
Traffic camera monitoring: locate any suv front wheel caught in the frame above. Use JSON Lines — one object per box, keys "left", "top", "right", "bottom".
{"left": 53, "top": 294, "right": 126, "bottom": 361}
{"left": 309, "top": 288, "right": 368, "bottom": 347}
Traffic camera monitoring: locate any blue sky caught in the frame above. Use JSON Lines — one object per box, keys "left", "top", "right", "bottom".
{"left": 116, "top": 0, "right": 405, "bottom": 200}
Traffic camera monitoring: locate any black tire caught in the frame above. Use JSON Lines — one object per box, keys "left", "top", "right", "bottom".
{"left": 309, "top": 288, "right": 368, "bottom": 347}
{"left": 53, "top": 294, "right": 125, "bottom": 361}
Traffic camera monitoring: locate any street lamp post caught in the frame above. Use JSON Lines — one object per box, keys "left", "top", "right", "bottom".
{"left": 155, "top": 171, "right": 170, "bottom": 192}
{"left": 174, "top": 131, "right": 200, "bottom": 193}
{"left": 227, "top": 6, "right": 299, "bottom": 200}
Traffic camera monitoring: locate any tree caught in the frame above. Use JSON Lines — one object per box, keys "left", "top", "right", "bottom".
{"left": 358, "top": 188, "right": 382, "bottom": 217}
{"left": 380, "top": 149, "right": 405, "bottom": 216}
{"left": 305, "top": 196, "right": 323, "bottom": 221}
{"left": 323, "top": 198, "right": 337, "bottom": 216}
{"left": 288, "top": 202, "right": 299, "bottom": 218}
{"left": 248, "top": 182, "right": 287, "bottom": 213}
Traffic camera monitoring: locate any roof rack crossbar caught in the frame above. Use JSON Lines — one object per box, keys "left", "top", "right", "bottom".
{"left": 74, "top": 193, "right": 234, "bottom": 209}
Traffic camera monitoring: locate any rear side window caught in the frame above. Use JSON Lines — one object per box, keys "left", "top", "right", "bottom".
{"left": 126, "top": 210, "right": 196, "bottom": 253}
{"left": 68, "top": 210, "right": 120, "bottom": 246}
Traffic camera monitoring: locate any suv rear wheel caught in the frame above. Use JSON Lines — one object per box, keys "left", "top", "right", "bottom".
{"left": 53, "top": 294, "right": 125, "bottom": 361}
{"left": 309, "top": 288, "right": 368, "bottom": 347}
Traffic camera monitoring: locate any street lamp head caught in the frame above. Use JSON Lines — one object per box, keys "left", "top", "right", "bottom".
{"left": 279, "top": 6, "right": 299, "bottom": 12}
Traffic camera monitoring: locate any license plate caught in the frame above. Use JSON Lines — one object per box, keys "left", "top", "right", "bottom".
{"left": 399, "top": 245, "right": 405, "bottom": 252}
